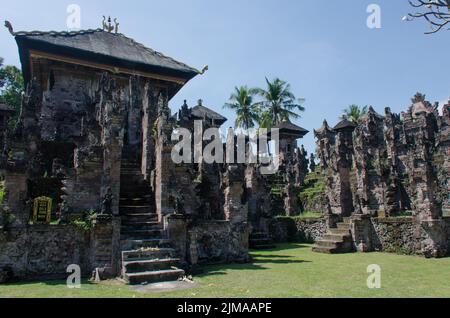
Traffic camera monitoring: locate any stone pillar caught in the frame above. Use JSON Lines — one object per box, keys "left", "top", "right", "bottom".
{"left": 141, "top": 82, "right": 158, "bottom": 180}
{"left": 97, "top": 73, "right": 126, "bottom": 216}
{"left": 335, "top": 130, "right": 354, "bottom": 217}
{"left": 351, "top": 214, "right": 373, "bottom": 252}
{"left": 403, "top": 94, "right": 445, "bottom": 257}
{"left": 90, "top": 214, "right": 121, "bottom": 278}
{"left": 315, "top": 120, "right": 354, "bottom": 218}
{"left": 402, "top": 101, "right": 441, "bottom": 221}
{"left": 438, "top": 101, "right": 450, "bottom": 215}
{"left": 222, "top": 165, "right": 251, "bottom": 263}
{"left": 223, "top": 165, "right": 248, "bottom": 225}
{"left": 166, "top": 214, "right": 190, "bottom": 266}
{"left": 314, "top": 120, "right": 335, "bottom": 219}
{"left": 3, "top": 173, "right": 28, "bottom": 227}
{"left": 383, "top": 108, "right": 406, "bottom": 216}
{"left": 284, "top": 181, "right": 300, "bottom": 217}
{"left": 2, "top": 80, "right": 42, "bottom": 226}
{"left": 154, "top": 92, "right": 176, "bottom": 221}
{"left": 245, "top": 165, "right": 272, "bottom": 232}
{"left": 353, "top": 107, "right": 386, "bottom": 216}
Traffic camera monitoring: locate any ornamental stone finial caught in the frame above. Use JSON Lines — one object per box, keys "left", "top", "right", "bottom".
{"left": 102, "top": 16, "right": 118, "bottom": 33}
{"left": 200, "top": 65, "right": 209, "bottom": 75}
{"left": 4, "top": 21, "right": 14, "bottom": 36}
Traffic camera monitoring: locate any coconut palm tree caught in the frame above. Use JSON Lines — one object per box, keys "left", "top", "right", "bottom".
{"left": 254, "top": 78, "right": 305, "bottom": 128}
{"left": 223, "top": 86, "right": 260, "bottom": 130}
{"left": 340, "top": 105, "right": 368, "bottom": 124}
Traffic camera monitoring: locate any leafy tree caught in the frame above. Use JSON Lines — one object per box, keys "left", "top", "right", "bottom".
{"left": 254, "top": 78, "right": 305, "bottom": 129}
{"left": 0, "top": 57, "right": 24, "bottom": 129}
{"left": 223, "top": 86, "right": 260, "bottom": 130}
{"left": 340, "top": 105, "right": 368, "bottom": 124}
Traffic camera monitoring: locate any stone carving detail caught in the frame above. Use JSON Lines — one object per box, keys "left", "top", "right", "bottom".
{"left": 314, "top": 93, "right": 450, "bottom": 257}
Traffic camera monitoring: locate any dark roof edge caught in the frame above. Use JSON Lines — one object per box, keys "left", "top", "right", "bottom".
{"left": 14, "top": 29, "right": 201, "bottom": 88}
{"left": 16, "top": 37, "right": 199, "bottom": 82}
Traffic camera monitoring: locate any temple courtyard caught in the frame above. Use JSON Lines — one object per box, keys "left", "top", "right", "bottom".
{"left": 1, "top": 244, "right": 449, "bottom": 298}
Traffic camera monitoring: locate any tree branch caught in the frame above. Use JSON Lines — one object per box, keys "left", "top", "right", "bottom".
{"left": 408, "top": 0, "right": 450, "bottom": 34}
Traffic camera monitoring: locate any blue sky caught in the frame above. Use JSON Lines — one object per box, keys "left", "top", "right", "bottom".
{"left": 1, "top": 0, "right": 448, "bottom": 154}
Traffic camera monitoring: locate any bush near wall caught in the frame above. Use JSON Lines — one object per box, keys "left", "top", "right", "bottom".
{"left": 299, "top": 170, "right": 325, "bottom": 213}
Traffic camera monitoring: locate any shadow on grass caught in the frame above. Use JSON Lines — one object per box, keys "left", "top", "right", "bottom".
{"left": 3, "top": 278, "right": 93, "bottom": 288}
{"left": 250, "top": 243, "right": 311, "bottom": 253}
{"left": 194, "top": 244, "right": 311, "bottom": 278}
{"left": 4, "top": 244, "right": 312, "bottom": 287}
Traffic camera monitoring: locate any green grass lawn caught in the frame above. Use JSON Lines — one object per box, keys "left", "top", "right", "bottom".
{"left": 1, "top": 243, "right": 450, "bottom": 298}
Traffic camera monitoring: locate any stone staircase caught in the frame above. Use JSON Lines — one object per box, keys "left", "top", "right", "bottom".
{"left": 312, "top": 217, "right": 354, "bottom": 254}
{"left": 249, "top": 231, "right": 276, "bottom": 250}
{"left": 120, "top": 160, "right": 185, "bottom": 285}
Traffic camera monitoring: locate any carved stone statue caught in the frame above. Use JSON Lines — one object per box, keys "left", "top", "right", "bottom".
{"left": 101, "top": 187, "right": 113, "bottom": 215}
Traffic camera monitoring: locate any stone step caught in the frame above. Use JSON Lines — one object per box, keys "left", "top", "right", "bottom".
{"left": 123, "top": 258, "right": 181, "bottom": 273}
{"left": 120, "top": 198, "right": 150, "bottom": 204}
{"left": 120, "top": 173, "right": 144, "bottom": 179}
{"left": 312, "top": 246, "right": 337, "bottom": 254}
{"left": 329, "top": 228, "right": 351, "bottom": 235}
{"left": 120, "top": 229, "right": 164, "bottom": 238}
{"left": 342, "top": 217, "right": 352, "bottom": 224}
{"left": 250, "top": 232, "right": 270, "bottom": 240}
{"left": 249, "top": 238, "right": 272, "bottom": 244}
{"left": 120, "top": 194, "right": 152, "bottom": 201}
{"left": 121, "top": 239, "right": 172, "bottom": 250}
{"left": 336, "top": 223, "right": 351, "bottom": 230}
{"left": 121, "top": 221, "right": 160, "bottom": 228}
{"left": 120, "top": 205, "right": 154, "bottom": 209}
{"left": 120, "top": 199, "right": 153, "bottom": 206}
{"left": 121, "top": 218, "right": 159, "bottom": 225}
{"left": 121, "top": 213, "right": 158, "bottom": 222}
{"left": 323, "top": 234, "right": 351, "bottom": 242}
{"left": 120, "top": 181, "right": 152, "bottom": 191}
{"left": 313, "top": 239, "right": 354, "bottom": 254}
{"left": 95, "top": 246, "right": 113, "bottom": 253}
{"left": 95, "top": 238, "right": 113, "bottom": 245}
{"left": 122, "top": 248, "right": 177, "bottom": 261}
{"left": 124, "top": 269, "right": 185, "bottom": 285}
{"left": 315, "top": 240, "right": 340, "bottom": 248}
{"left": 120, "top": 206, "right": 154, "bottom": 214}
{"left": 121, "top": 160, "right": 139, "bottom": 166}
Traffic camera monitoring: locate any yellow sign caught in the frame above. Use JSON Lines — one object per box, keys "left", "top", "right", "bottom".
{"left": 33, "top": 197, "right": 52, "bottom": 224}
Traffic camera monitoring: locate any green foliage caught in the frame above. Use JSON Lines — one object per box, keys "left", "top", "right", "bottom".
{"left": 1, "top": 210, "right": 16, "bottom": 228}
{"left": 270, "top": 186, "right": 283, "bottom": 196}
{"left": 71, "top": 210, "right": 98, "bottom": 232}
{"left": 340, "top": 105, "right": 368, "bottom": 124}
{"left": 225, "top": 78, "right": 305, "bottom": 130}
{"left": 299, "top": 168, "right": 325, "bottom": 213}
{"left": 0, "top": 58, "right": 24, "bottom": 130}
{"left": 0, "top": 182, "right": 4, "bottom": 204}
{"left": 254, "top": 78, "right": 305, "bottom": 128}
{"left": 223, "top": 86, "right": 260, "bottom": 130}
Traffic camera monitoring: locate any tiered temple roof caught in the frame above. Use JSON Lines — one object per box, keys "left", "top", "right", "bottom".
{"left": 10, "top": 26, "right": 201, "bottom": 98}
